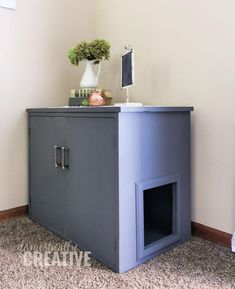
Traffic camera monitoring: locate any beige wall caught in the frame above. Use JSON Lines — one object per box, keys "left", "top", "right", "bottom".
{"left": 95, "top": 0, "right": 235, "bottom": 233}
{"left": 0, "top": 0, "right": 94, "bottom": 210}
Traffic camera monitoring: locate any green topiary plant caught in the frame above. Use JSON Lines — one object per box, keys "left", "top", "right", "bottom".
{"left": 68, "top": 39, "right": 110, "bottom": 66}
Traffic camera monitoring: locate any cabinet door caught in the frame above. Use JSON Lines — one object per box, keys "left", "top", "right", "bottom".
{"left": 29, "top": 116, "right": 65, "bottom": 236}
{"left": 64, "top": 117, "right": 117, "bottom": 266}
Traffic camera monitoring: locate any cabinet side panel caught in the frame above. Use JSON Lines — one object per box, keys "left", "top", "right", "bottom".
{"left": 118, "top": 112, "right": 191, "bottom": 272}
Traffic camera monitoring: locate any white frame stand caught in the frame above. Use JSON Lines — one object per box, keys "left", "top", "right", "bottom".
{"left": 114, "top": 45, "right": 143, "bottom": 107}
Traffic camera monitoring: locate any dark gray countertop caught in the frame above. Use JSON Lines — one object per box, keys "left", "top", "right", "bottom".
{"left": 27, "top": 105, "right": 194, "bottom": 113}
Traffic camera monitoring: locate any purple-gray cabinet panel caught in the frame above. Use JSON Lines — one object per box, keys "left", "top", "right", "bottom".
{"left": 118, "top": 112, "right": 191, "bottom": 272}
{"left": 63, "top": 117, "right": 118, "bottom": 268}
{"left": 29, "top": 116, "right": 65, "bottom": 235}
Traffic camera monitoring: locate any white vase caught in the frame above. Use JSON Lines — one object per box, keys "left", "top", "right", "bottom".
{"left": 80, "top": 59, "right": 101, "bottom": 88}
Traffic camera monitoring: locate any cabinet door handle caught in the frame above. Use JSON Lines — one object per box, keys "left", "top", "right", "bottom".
{"left": 54, "top": 145, "right": 62, "bottom": 168}
{"left": 61, "top": 147, "right": 69, "bottom": 170}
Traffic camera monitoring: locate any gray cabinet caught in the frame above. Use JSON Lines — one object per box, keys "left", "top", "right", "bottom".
{"left": 27, "top": 106, "right": 193, "bottom": 273}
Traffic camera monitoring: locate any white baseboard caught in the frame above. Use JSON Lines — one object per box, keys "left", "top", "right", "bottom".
{"left": 232, "top": 233, "right": 235, "bottom": 252}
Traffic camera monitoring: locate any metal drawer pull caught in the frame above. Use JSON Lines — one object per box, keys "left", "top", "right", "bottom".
{"left": 61, "top": 147, "right": 69, "bottom": 170}
{"left": 54, "top": 145, "right": 62, "bottom": 168}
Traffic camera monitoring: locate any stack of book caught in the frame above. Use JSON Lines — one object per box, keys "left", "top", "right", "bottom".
{"left": 68, "top": 88, "right": 112, "bottom": 106}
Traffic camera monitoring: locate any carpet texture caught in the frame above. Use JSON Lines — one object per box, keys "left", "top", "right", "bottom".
{"left": 0, "top": 217, "right": 234, "bottom": 289}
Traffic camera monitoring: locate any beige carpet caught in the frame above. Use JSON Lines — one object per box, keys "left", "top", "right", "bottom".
{"left": 0, "top": 217, "right": 234, "bottom": 289}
